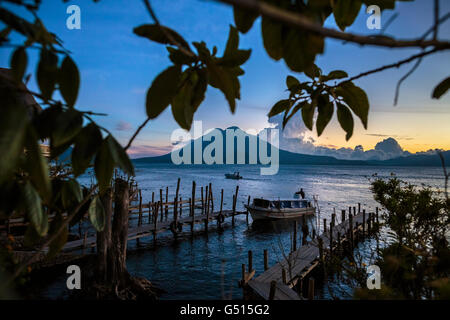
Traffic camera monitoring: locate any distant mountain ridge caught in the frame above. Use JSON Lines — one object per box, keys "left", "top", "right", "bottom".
{"left": 133, "top": 127, "right": 450, "bottom": 167}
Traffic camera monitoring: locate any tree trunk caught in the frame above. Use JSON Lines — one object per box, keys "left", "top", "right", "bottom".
{"left": 96, "top": 187, "right": 112, "bottom": 282}
{"left": 107, "top": 178, "right": 130, "bottom": 286}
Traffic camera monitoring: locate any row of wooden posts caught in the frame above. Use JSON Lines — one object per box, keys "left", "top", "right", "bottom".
{"left": 240, "top": 204, "right": 380, "bottom": 300}
{"left": 129, "top": 178, "right": 253, "bottom": 242}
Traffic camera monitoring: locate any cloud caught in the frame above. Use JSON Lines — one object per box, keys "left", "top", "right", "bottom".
{"left": 115, "top": 121, "right": 133, "bottom": 131}
{"left": 266, "top": 114, "right": 412, "bottom": 161}
{"left": 127, "top": 144, "right": 173, "bottom": 158}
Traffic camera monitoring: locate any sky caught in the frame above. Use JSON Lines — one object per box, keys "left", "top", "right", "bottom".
{"left": 1, "top": 0, "right": 449, "bottom": 159}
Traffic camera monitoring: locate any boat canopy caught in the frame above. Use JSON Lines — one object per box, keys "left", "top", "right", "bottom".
{"left": 253, "top": 198, "right": 311, "bottom": 209}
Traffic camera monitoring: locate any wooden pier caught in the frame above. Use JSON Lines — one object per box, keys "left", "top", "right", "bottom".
{"left": 51, "top": 179, "right": 247, "bottom": 253}
{"left": 240, "top": 206, "right": 379, "bottom": 300}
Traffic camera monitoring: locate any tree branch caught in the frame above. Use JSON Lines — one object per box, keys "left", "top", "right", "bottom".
{"left": 216, "top": 0, "right": 450, "bottom": 49}
{"left": 337, "top": 48, "right": 439, "bottom": 85}
{"left": 434, "top": 0, "right": 440, "bottom": 40}
{"left": 124, "top": 117, "right": 150, "bottom": 151}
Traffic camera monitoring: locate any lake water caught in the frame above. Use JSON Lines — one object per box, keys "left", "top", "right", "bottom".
{"left": 39, "top": 164, "right": 446, "bottom": 299}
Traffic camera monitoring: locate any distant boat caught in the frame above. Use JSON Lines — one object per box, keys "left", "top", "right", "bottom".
{"left": 225, "top": 172, "right": 243, "bottom": 180}
{"left": 245, "top": 198, "right": 315, "bottom": 220}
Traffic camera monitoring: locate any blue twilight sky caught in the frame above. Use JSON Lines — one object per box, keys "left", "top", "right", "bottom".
{"left": 1, "top": 0, "right": 449, "bottom": 158}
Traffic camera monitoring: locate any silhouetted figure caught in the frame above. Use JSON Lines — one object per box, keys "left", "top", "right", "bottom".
{"left": 296, "top": 188, "right": 305, "bottom": 199}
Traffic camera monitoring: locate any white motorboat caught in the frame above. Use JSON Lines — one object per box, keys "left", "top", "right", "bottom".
{"left": 245, "top": 198, "right": 315, "bottom": 220}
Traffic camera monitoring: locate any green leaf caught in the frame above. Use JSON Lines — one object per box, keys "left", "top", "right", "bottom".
{"left": 304, "top": 64, "right": 322, "bottom": 79}
{"left": 191, "top": 68, "right": 208, "bottom": 113}
{"left": 133, "top": 24, "right": 191, "bottom": 52}
{"left": 218, "top": 49, "right": 251, "bottom": 67}
{"left": 262, "top": 17, "right": 283, "bottom": 61}
{"left": 333, "top": 0, "right": 362, "bottom": 31}
{"left": 268, "top": 99, "right": 290, "bottom": 118}
{"left": 146, "top": 65, "right": 181, "bottom": 119}
{"left": 316, "top": 95, "right": 334, "bottom": 136}
{"left": 323, "top": 70, "right": 348, "bottom": 81}
{"left": 172, "top": 72, "right": 195, "bottom": 130}
{"left": 47, "top": 214, "right": 68, "bottom": 259}
{"left": 59, "top": 55, "right": 80, "bottom": 108}
{"left": 61, "top": 179, "right": 83, "bottom": 209}
{"left": 207, "top": 61, "right": 238, "bottom": 113}
{"left": 302, "top": 102, "right": 315, "bottom": 130}
{"left": 88, "top": 195, "right": 105, "bottom": 232}
{"left": 37, "top": 48, "right": 58, "bottom": 101}
{"left": 286, "top": 76, "right": 300, "bottom": 90}
{"left": 335, "top": 82, "right": 369, "bottom": 129}
{"left": 167, "top": 47, "right": 196, "bottom": 65}
{"left": 233, "top": 6, "right": 258, "bottom": 33}
{"left": 432, "top": 77, "right": 450, "bottom": 99}
{"left": 336, "top": 103, "right": 354, "bottom": 141}
{"left": 105, "top": 135, "right": 134, "bottom": 176}
{"left": 52, "top": 109, "right": 83, "bottom": 147}
{"left": 72, "top": 123, "right": 103, "bottom": 176}
{"left": 33, "top": 104, "right": 61, "bottom": 140}
{"left": 224, "top": 25, "right": 239, "bottom": 57}
{"left": 10, "top": 46, "right": 27, "bottom": 82}
{"left": 23, "top": 182, "right": 48, "bottom": 236}
{"left": 25, "top": 127, "right": 51, "bottom": 202}
{"left": 283, "top": 101, "right": 307, "bottom": 128}
{"left": 283, "top": 29, "right": 324, "bottom": 73}
{"left": 0, "top": 8, "right": 37, "bottom": 39}
{"left": 95, "top": 139, "right": 115, "bottom": 194}
{"left": 0, "top": 95, "right": 27, "bottom": 184}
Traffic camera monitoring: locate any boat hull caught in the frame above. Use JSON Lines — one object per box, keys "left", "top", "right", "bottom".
{"left": 245, "top": 205, "right": 315, "bottom": 220}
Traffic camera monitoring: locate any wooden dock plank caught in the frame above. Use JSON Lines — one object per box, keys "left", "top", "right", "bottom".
{"left": 246, "top": 211, "right": 367, "bottom": 300}
{"left": 247, "top": 280, "right": 301, "bottom": 300}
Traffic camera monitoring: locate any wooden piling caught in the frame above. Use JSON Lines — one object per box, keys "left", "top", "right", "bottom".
{"left": 318, "top": 238, "right": 323, "bottom": 262}
{"left": 293, "top": 220, "right": 298, "bottom": 252}
{"left": 201, "top": 186, "right": 204, "bottom": 215}
{"left": 337, "top": 232, "right": 341, "bottom": 253}
{"left": 191, "top": 181, "right": 196, "bottom": 217}
{"left": 232, "top": 185, "right": 239, "bottom": 227}
{"left": 160, "top": 189, "right": 164, "bottom": 222}
{"left": 138, "top": 189, "right": 143, "bottom": 226}
{"left": 323, "top": 218, "right": 327, "bottom": 233}
{"left": 331, "top": 213, "right": 336, "bottom": 227}
{"left": 349, "top": 213, "right": 354, "bottom": 248}
{"left": 165, "top": 186, "right": 169, "bottom": 217}
{"left": 329, "top": 222, "right": 333, "bottom": 255}
{"left": 246, "top": 195, "right": 251, "bottom": 224}
{"left": 308, "top": 278, "right": 315, "bottom": 300}
{"left": 362, "top": 209, "right": 366, "bottom": 236}
{"left": 264, "top": 249, "right": 268, "bottom": 271}
{"left": 210, "top": 184, "right": 214, "bottom": 213}
{"left": 358, "top": 203, "right": 361, "bottom": 213}
{"left": 269, "top": 281, "right": 276, "bottom": 300}
{"left": 190, "top": 198, "right": 194, "bottom": 234}
{"left": 175, "top": 178, "right": 180, "bottom": 199}
{"left": 232, "top": 195, "right": 236, "bottom": 227}
{"left": 153, "top": 201, "right": 159, "bottom": 243}
{"left": 149, "top": 192, "right": 154, "bottom": 224}
{"left": 205, "top": 184, "right": 210, "bottom": 232}
{"left": 341, "top": 209, "right": 346, "bottom": 222}
{"left": 218, "top": 189, "right": 224, "bottom": 229}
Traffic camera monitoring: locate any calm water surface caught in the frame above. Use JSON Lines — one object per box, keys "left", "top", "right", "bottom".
{"left": 39, "top": 164, "right": 445, "bottom": 299}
